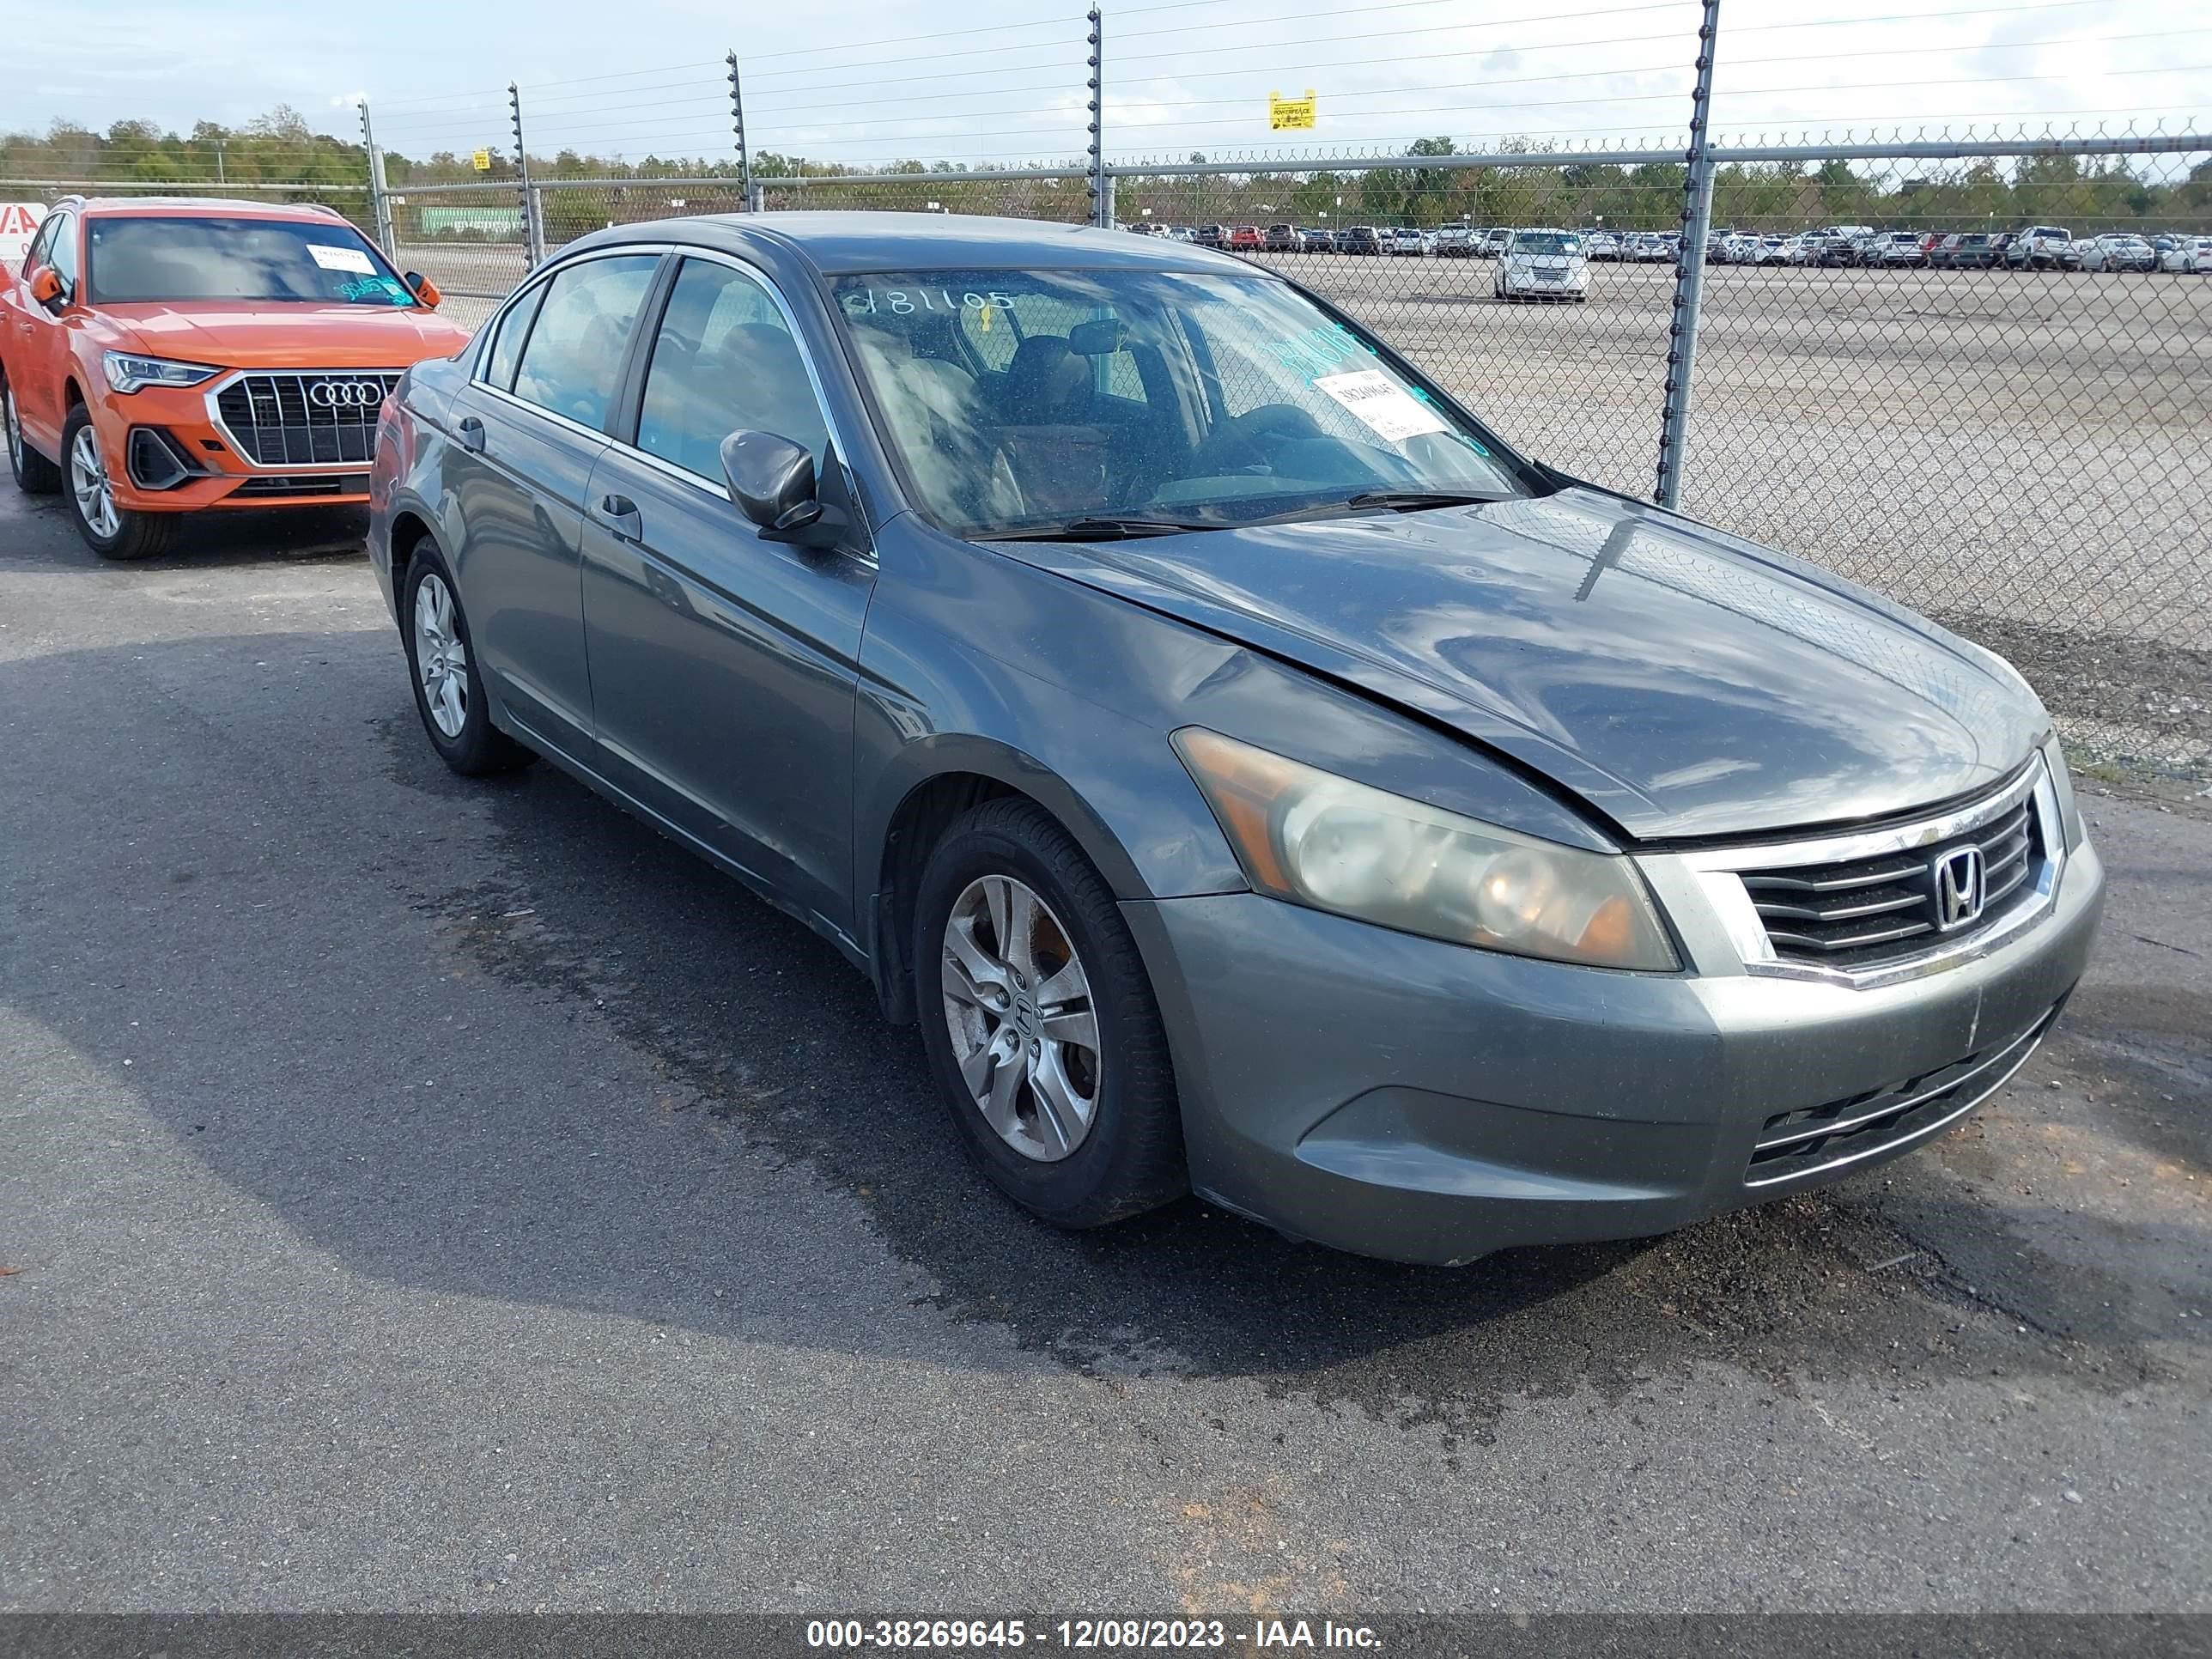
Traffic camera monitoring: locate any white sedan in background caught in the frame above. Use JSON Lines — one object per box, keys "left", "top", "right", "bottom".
{"left": 2156, "top": 235, "right": 2211, "bottom": 273}
{"left": 1495, "top": 228, "right": 1590, "bottom": 301}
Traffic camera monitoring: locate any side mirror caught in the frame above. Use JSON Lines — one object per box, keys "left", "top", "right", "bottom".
{"left": 720, "top": 429, "right": 854, "bottom": 550}
{"left": 403, "top": 270, "right": 442, "bottom": 308}
{"left": 27, "top": 267, "right": 64, "bottom": 311}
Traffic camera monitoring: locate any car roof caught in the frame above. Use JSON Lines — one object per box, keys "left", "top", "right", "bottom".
{"left": 65, "top": 196, "right": 355, "bottom": 223}
{"left": 563, "top": 210, "right": 1271, "bottom": 275}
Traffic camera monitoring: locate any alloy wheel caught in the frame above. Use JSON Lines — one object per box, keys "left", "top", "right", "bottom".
{"left": 412, "top": 571, "right": 470, "bottom": 738}
{"left": 4, "top": 388, "right": 21, "bottom": 474}
{"left": 939, "top": 873, "right": 1103, "bottom": 1162}
{"left": 70, "top": 426, "right": 118, "bottom": 539}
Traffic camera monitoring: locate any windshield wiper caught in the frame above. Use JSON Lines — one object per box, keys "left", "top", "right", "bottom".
{"left": 1341, "top": 489, "right": 1514, "bottom": 513}
{"left": 978, "top": 517, "right": 1226, "bottom": 542}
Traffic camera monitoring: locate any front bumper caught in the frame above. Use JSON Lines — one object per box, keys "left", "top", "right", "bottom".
{"left": 1124, "top": 836, "right": 2103, "bottom": 1265}
{"left": 91, "top": 375, "right": 384, "bottom": 514}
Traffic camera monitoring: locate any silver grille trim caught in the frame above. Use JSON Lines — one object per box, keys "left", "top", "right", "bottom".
{"left": 1670, "top": 758, "right": 2066, "bottom": 990}
{"left": 204, "top": 368, "right": 407, "bottom": 472}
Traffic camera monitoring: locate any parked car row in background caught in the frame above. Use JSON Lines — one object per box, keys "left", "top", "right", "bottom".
{"left": 1120, "top": 218, "right": 2212, "bottom": 274}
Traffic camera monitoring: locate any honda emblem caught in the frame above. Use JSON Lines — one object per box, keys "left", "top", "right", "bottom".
{"left": 1933, "top": 845, "right": 1986, "bottom": 931}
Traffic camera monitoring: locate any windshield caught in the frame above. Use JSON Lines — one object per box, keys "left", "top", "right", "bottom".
{"left": 1512, "top": 233, "right": 1580, "bottom": 255}
{"left": 833, "top": 267, "right": 1527, "bottom": 538}
{"left": 87, "top": 216, "right": 416, "bottom": 306}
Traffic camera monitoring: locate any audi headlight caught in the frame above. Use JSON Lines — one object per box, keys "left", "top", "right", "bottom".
{"left": 102, "top": 353, "right": 221, "bottom": 395}
{"left": 1173, "top": 727, "right": 1678, "bottom": 971}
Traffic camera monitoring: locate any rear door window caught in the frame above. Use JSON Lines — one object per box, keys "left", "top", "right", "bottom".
{"left": 511, "top": 253, "right": 661, "bottom": 431}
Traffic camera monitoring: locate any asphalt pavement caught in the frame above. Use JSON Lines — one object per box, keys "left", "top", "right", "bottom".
{"left": 2, "top": 484, "right": 2206, "bottom": 1614}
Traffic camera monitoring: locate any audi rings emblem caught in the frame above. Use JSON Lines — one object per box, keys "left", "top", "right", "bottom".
{"left": 307, "top": 380, "right": 386, "bottom": 409}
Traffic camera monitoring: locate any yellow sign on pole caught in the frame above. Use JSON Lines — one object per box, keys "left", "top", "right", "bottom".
{"left": 1268, "top": 89, "right": 1317, "bottom": 131}
{"left": 471, "top": 148, "right": 493, "bottom": 172}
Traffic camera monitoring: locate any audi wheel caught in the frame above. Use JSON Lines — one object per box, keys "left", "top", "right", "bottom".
{"left": 61, "top": 409, "right": 177, "bottom": 561}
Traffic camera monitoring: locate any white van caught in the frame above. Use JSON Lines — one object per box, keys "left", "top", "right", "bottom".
{"left": 1494, "top": 227, "right": 1590, "bottom": 301}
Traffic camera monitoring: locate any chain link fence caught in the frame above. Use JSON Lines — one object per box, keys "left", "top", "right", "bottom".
{"left": 455, "top": 135, "right": 2212, "bottom": 778}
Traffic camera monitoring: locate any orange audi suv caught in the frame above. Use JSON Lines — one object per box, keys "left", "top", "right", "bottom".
{"left": 2, "top": 196, "right": 472, "bottom": 558}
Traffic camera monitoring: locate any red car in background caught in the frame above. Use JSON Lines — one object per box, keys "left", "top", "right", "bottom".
{"left": 1227, "top": 225, "right": 1264, "bottom": 251}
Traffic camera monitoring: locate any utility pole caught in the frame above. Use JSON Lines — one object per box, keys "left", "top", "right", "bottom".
{"left": 726, "top": 50, "right": 756, "bottom": 211}
{"left": 358, "top": 100, "right": 397, "bottom": 258}
{"left": 510, "top": 82, "right": 543, "bottom": 265}
{"left": 1087, "top": 9, "right": 1112, "bottom": 228}
{"left": 1654, "top": 0, "right": 1722, "bottom": 509}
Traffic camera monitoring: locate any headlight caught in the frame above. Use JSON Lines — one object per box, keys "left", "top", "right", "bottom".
{"left": 1172, "top": 728, "right": 1678, "bottom": 971}
{"left": 102, "top": 353, "right": 221, "bottom": 395}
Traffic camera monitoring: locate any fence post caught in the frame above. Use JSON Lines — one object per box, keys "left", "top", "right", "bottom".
{"left": 509, "top": 82, "right": 544, "bottom": 266}
{"left": 1086, "top": 8, "right": 1109, "bottom": 228}
{"left": 1654, "top": 0, "right": 1723, "bottom": 510}
{"left": 726, "top": 50, "right": 756, "bottom": 210}
{"left": 357, "top": 100, "right": 397, "bottom": 258}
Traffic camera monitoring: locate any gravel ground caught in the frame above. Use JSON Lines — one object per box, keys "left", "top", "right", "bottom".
{"left": 406, "top": 238, "right": 2211, "bottom": 777}
{"left": 2, "top": 489, "right": 2208, "bottom": 1616}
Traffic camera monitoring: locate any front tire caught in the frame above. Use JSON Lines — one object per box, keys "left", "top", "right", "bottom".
{"left": 914, "top": 798, "right": 1186, "bottom": 1230}
{"left": 62, "top": 410, "right": 177, "bottom": 560}
{"left": 4, "top": 375, "right": 61, "bottom": 495}
{"left": 400, "top": 538, "right": 532, "bottom": 776}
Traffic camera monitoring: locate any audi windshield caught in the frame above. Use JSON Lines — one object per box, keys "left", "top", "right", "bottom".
{"left": 833, "top": 267, "right": 1530, "bottom": 538}
{"left": 86, "top": 217, "right": 420, "bottom": 307}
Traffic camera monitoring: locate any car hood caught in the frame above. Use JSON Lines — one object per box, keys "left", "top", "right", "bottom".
{"left": 96, "top": 301, "right": 473, "bottom": 367}
{"left": 1004, "top": 487, "right": 2046, "bottom": 841}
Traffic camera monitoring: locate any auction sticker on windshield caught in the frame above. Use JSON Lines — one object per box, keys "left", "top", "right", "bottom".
{"left": 307, "top": 243, "right": 377, "bottom": 275}
{"left": 1313, "top": 368, "right": 1451, "bottom": 442}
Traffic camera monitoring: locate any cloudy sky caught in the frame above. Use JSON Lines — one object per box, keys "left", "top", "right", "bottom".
{"left": 10, "top": 0, "right": 2208, "bottom": 167}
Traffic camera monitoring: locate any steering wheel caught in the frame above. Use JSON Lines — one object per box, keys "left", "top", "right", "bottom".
{"left": 1189, "top": 403, "right": 1330, "bottom": 476}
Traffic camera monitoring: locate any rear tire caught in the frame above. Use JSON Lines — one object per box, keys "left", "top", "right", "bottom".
{"left": 913, "top": 798, "right": 1187, "bottom": 1230}
{"left": 4, "top": 375, "right": 61, "bottom": 495}
{"left": 62, "top": 410, "right": 177, "bottom": 560}
{"left": 399, "top": 537, "right": 533, "bottom": 777}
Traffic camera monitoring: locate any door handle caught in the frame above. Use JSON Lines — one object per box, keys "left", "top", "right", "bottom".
{"left": 598, "top": 493, "right": 642, "bottom": 542}
{"left": 457, "top": 415, "right": 485, "bottom": 453}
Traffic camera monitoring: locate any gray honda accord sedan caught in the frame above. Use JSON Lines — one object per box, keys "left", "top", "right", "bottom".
{"left": 367, "top": 213, "right": 2102, "bottom": 1265}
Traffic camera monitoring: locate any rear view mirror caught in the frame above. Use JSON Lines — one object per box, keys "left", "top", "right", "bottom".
{"left": 1066, "top": 318, "right": 1122, "bottom": 356}
{"left": 720, "top": 428, "right": 858, "bottom": 553}
{"left": 722, "top": 430, "right": 820, "bottom": 532}
{"left": 27, "top": 267, "right": 64, "bottom": 311}
{"left": 403, "top": 270, "right": 442, "bottom": 308}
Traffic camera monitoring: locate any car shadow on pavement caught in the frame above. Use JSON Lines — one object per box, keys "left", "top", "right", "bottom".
{"left": 5, "top": 623, "right": 2202, "bottom": 1430}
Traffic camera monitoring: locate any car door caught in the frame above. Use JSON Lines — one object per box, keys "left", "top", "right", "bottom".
{"left": 10, "top": 210, "right": 70, "bottom": 450}
{"left": 441, "top": 249, "right": 663, "bottom": 754}
{"left": 576, "top": 252, "right": 876, "bottom": 941}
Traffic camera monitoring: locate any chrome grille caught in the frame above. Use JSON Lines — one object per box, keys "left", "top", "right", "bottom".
{"left": 212, "top": 371, "right": 401, "bottom": 469}
{"left": 1740, "top": 788, "right": 2045, "bottom": 969}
